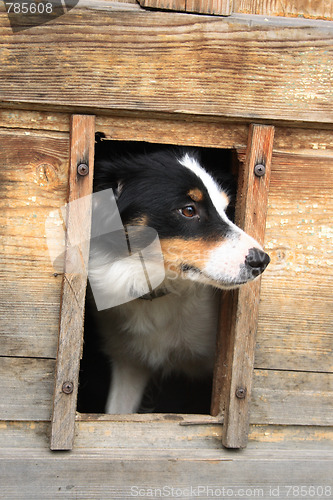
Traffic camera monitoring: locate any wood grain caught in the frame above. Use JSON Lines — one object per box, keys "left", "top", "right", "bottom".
{"left": 1, "top": 356, "right": 332, "bottom": 424}
{"left": 138, "top": 0, "right": 186, "bottom": 11}
{"left": 1, "top": 446, "right": 331, "bottom": 500}
{"left": 251, "top": 369, "right": 333, "bottom": 426}
{"left": 0, "top": 129, "right": 69, "bottom": 358}
{"left": 255, "top": 153, "right": 333, "bottom": 372}
{"left": 50, "top": 115, "right": 95, "bottom": 451}
{"left": 212, "top": 124, "right": 275, "bottom": 448}
{"left": 139, "top": 0, "right": 333, "bottom": 19}
{"left": 0, "top": 278, "right": 61, "bottom": 358}
{"left": 1, "top": 7, "right": 333, "bottom": 124}
{"left": 1, "top": 420, "right": 333, "bottom": 450}
{"left": 139, "top": 0, "right": 233, "bottom": 15}
{"left": 0, "top": 358, "right": 54, "bottom": 421}
{"left": 2, "top": 109, "right": 333, "bottom": 157}
{"left": 233, "top": 0, "right": 333, "bottom": 20}
{"left": 186, "top": 0, "right": 232, "bottom": 15}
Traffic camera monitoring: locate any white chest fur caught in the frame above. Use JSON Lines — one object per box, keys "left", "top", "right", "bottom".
{"left": 98, "top": 281, "right": 220, "bottom": 377}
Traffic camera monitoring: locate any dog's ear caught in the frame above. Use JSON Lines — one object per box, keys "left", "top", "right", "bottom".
{"left": 113, "top": 181, "right": 123, "bottom": 200}
{"left": 93, "top": 154, "right": 126, "bottom": 198}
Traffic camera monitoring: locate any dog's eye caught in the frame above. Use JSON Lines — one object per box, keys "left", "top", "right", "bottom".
{"left": 180, "top": 206, "right": 197, "bottom": 218}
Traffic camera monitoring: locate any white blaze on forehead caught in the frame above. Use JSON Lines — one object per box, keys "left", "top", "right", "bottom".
{"left": 179, "top": 153, "right": 229, "bottom": 219}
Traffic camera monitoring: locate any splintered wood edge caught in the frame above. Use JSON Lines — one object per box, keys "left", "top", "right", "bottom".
{"left": 50, "top": 115, "right": 95, "bottom": 451}
{"left": 212, "top": 124, "right": 275, "bottom": 449}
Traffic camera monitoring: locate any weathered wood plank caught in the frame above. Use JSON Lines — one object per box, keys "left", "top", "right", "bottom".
{"left": 2, "top": 109, "right": 333, "bottom": 158}
{"left": 0, "top": 109, "right": 70, "bottom": 132}
{"left": 1, "top": 8, "right": 333, "bottom": 124}
{"left": 138, "top": 0, "right": 186, "bottom": 12}
{"left": 252, "top": 369, "right": 333, "bottom": 426}
{"left": 0, "top": 358, "right": 55, "bottom": 421}
{"left": 1, "top": 420, "right": 333, "bottom": 450}
{"left": 138, "top": 0, "right": 232, "bottom": 15}
{"left": 0, "top": 129, "right": 69, "bottom": 358}
{"left": 1, "top": 445, "right": 332, "bottom": 500}
{"left": 1, "top": 357, "right": 332, "bottom": 423}
{"left": 212, "top": 125, "right": 274, "bottom": 449}
{"left": 51, "top": 115, "right": 95, "bottom": 451}
{"left": 186, "top": 0, "right": 232, "bottom": 15}
{"left": 96, "top": 115, "right": 249, "bottom": 149}
{"left": 233, "top": 0, "right": 333, "bottom": 21}
{"left": 0, "top": 279, "right": 61, "bottom": 358}
{"left": 0, "top": 129, "right": 69, "bottom": 271}
{"left": 255, "top": 153, "right": 333, "bottom": 372}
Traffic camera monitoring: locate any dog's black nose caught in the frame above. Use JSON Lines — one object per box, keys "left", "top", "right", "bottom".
{"left": 245, "top": 248, "right": 270, "bottom": 276}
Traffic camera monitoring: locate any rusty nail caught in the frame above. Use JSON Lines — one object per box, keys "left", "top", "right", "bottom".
{"left": 62, "top": 381, "right": 74, "bottom": 394}
{"left": 235, "top": 387, "right": 247, "bottom": 399}
{"left": 77, "top": 163, "right": 89, "bottom": 176}
{"left": 254, "top": 163, "right": 266, "bottom": 177}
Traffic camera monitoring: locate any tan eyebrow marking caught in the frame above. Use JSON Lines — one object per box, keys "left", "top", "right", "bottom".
{"left": 187, "top": 188, "right": 204, "bottom": 202}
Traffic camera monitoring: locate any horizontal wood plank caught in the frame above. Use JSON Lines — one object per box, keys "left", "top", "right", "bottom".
{"left": 0, "top": 129, "right": 69, "bottom": 272}
{"left": 252, "top": 370, "right": 333, "bottom": 426}
{"left": 0, "top": 358, "right": 55, "bottom": 421}
{"left": 1, "top": 7, "right": 333, "bottom": 124}
{"left": 1, "top": 420, "right": 333, "bottom": 450}
{"left": 2, "top": 110, "right": 333, "bottom": 158}
{"left": 0, "top": 444, "right": 332, "bottom": 500}
{"left": 0, "top": 278, "right": 61, "bottom": 358}
{"left": 1, "top": 358, "right": 332, "bottom": 424}
{"left": 254, "top": 152, "right": 333, "bottom": 372}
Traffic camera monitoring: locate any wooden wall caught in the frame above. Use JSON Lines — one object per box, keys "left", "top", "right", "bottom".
{"left": 0, "top": 109, "right": 332, "bottom": 427}
{"left": 1, "top": 3, "right": 333, "bottom": 124}
{"left": 137, "top": 0, "right": 333, "bottom": 19}
{"left": 0, "top": 2, "right": 332, "bottom": 496}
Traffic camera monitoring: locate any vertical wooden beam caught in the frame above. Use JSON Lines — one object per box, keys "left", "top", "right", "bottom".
{"left": 211, "top": 124, "right": 274, "bottom": 448}
{"left": 51, "top": 115, "right": 95, "bottom": 451}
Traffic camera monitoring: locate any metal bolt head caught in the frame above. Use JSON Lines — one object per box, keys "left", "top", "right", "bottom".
{"left": 77, "top": 163, "right": 89, "bottom": 176}
{"left": 235, "top": 387, "right": 247, "bottom": 399}
{"left": 62, "top": 381, "right": 74, "bottom": 394}
{"left": 254, "top": 163, "right": 266, "bottom": 177}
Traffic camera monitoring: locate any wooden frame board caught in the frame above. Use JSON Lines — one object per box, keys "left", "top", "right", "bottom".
{"left": 211, "top": 124, "right": 274, "bottom": 448}
{"left": 49, "top": 116, "right": 275, "bottom": 450}
{"left": 50, "top": 115, "right": 95, "bottom": 450}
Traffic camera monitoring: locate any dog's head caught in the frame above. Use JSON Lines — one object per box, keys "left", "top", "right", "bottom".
{"left": 93, "top": 147, "right": 270, "bottom": 293}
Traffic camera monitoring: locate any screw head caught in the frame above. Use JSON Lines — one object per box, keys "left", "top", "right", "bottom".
{"left": 77, "top": 163, "right": 89, "bottom": 176}
{"left": 254, "top": 163, "right": 266, "bottom": 177}
{"left": 235, "top": 387, "right": 247, "bottom": 399}
{"left": 62, "top": 381, "right": 74, "bottom": 394}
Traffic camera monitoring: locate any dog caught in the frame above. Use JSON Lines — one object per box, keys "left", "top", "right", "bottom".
{"left": 87, "top": 143, "right": 270, "bottom": 414}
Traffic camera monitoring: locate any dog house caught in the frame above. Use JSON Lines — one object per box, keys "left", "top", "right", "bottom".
{"left": 1, "top": 0, "right": 332, "bottom": 497}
